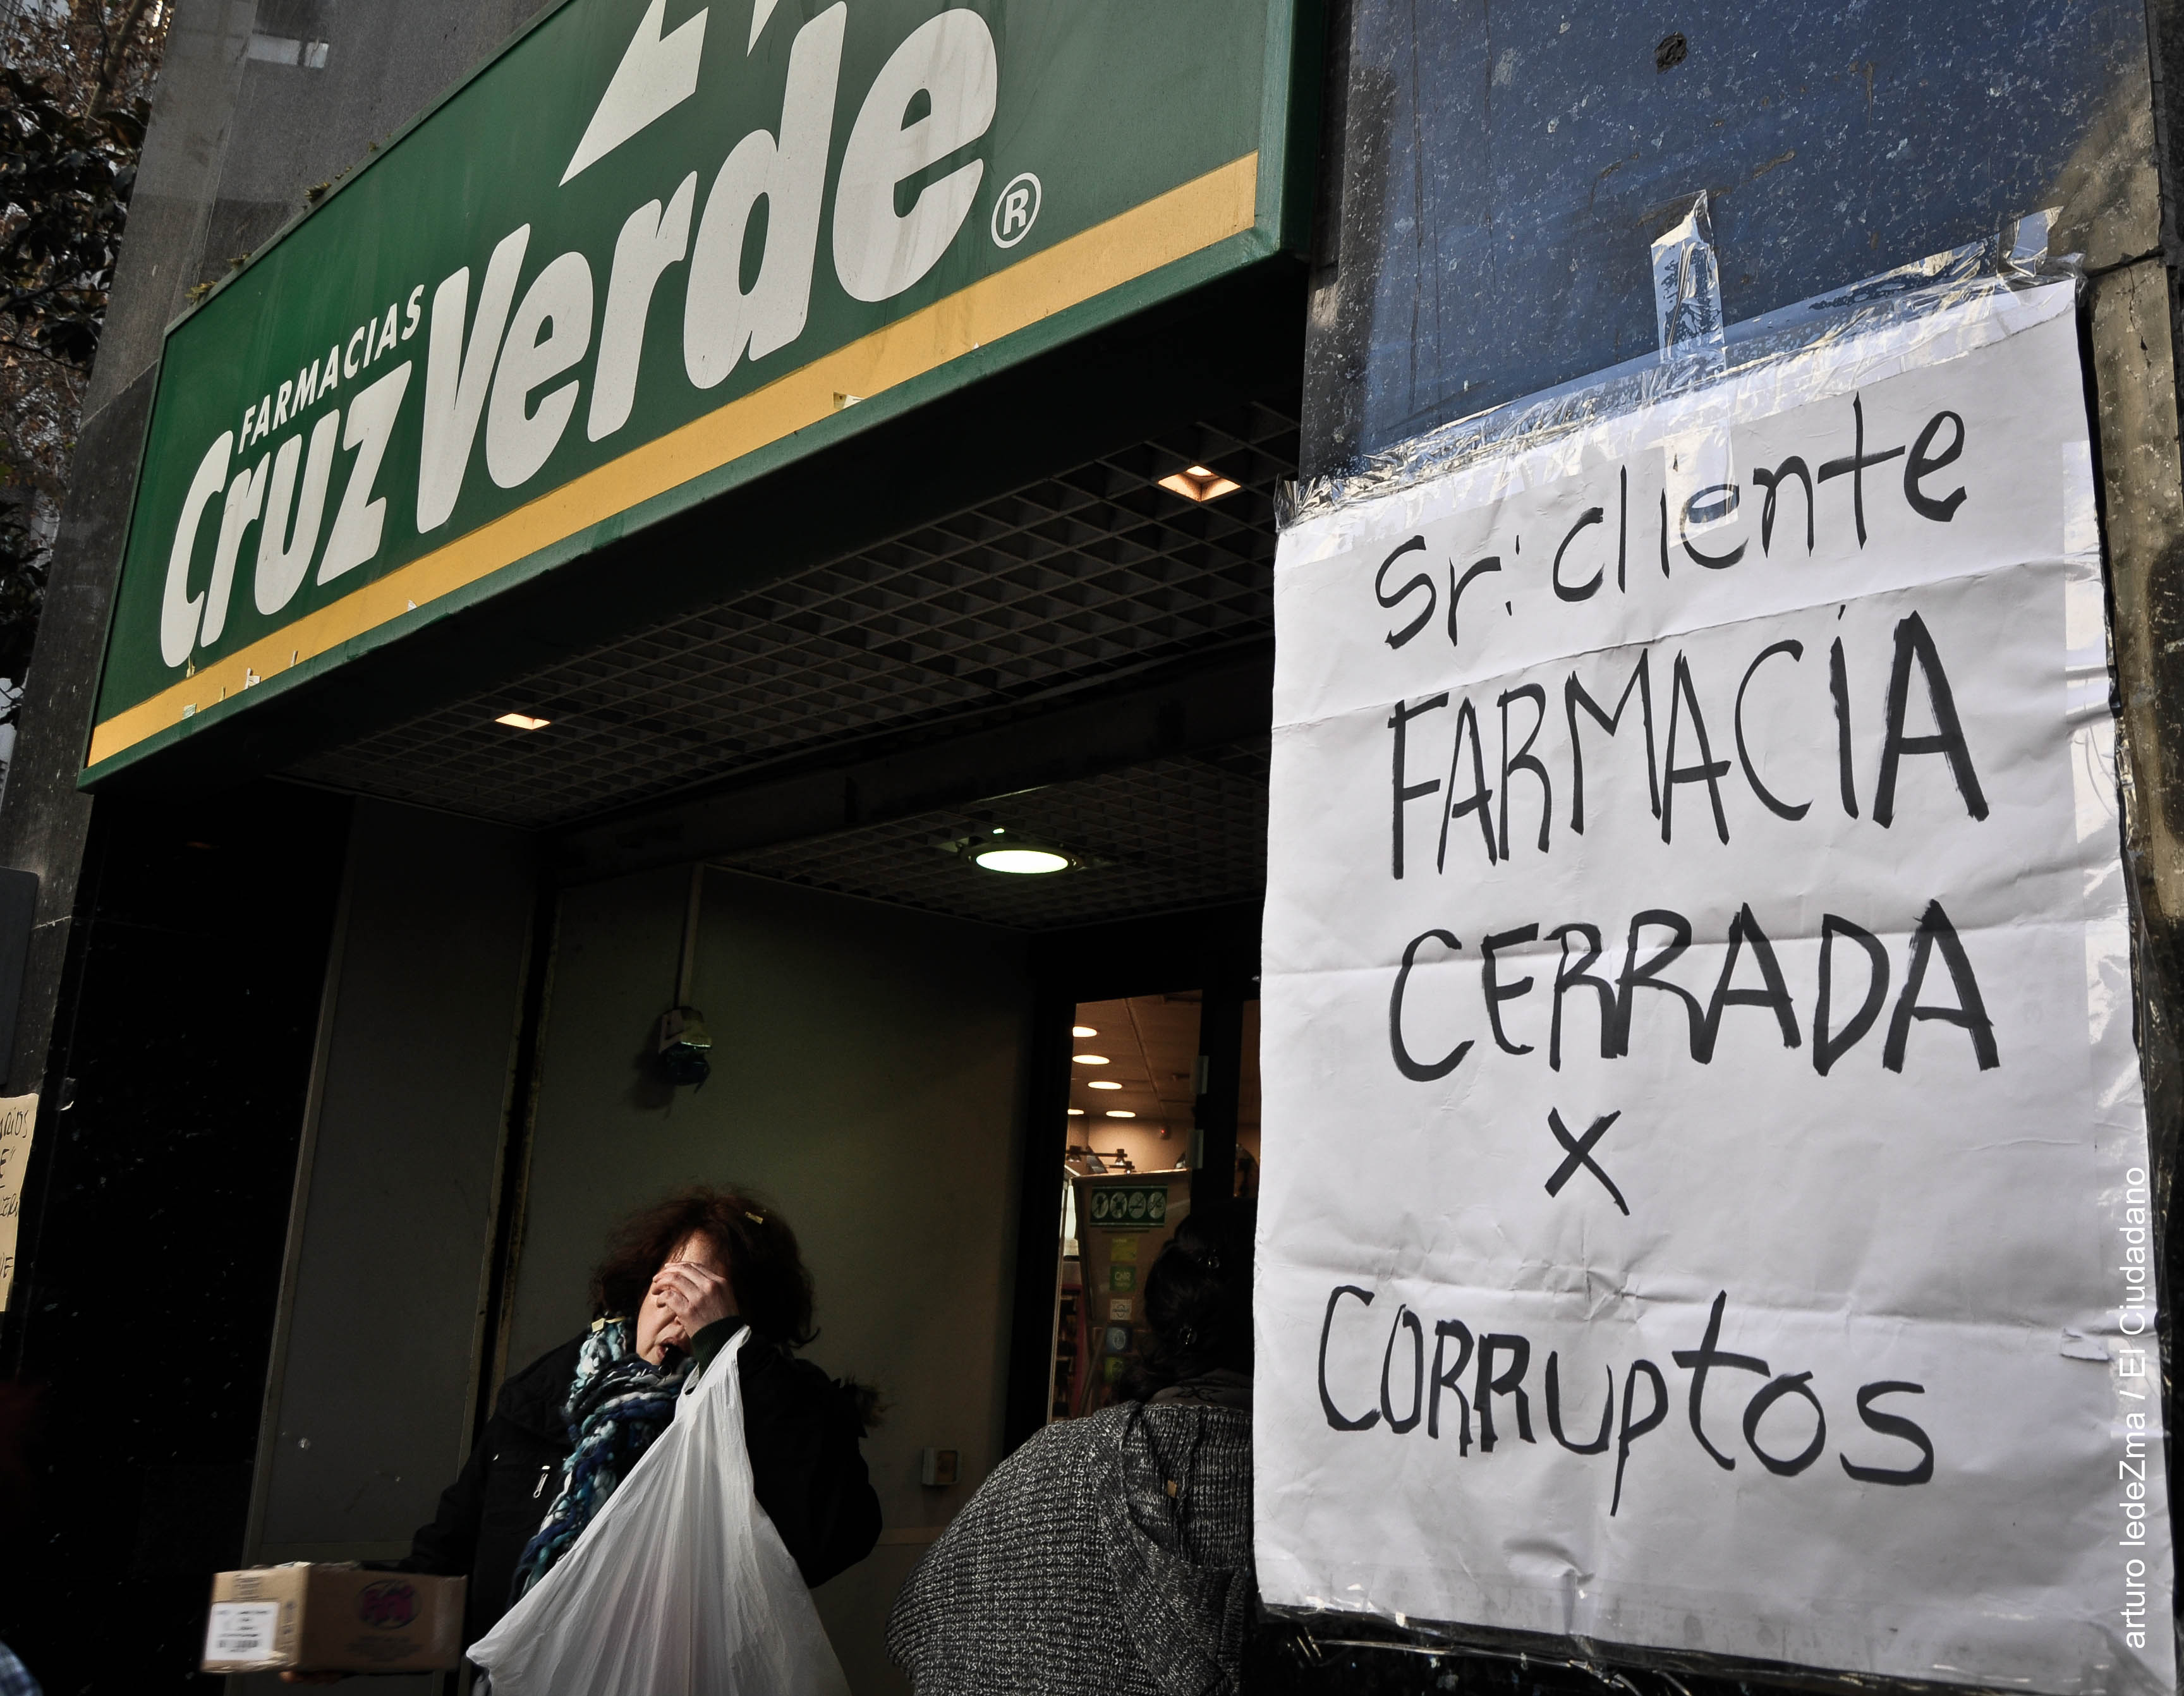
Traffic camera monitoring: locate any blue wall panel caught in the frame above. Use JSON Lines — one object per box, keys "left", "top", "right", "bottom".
{"left": 1316, "top": 0, "right": 2157, "bottom": 468}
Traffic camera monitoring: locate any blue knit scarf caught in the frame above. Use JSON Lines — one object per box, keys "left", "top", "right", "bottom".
{"left": 512, "top": 1318, "right": 693, "bottom": 1599}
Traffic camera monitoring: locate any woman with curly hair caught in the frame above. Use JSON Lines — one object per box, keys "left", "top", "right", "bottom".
{"left": 384, "top": 1187, "right": 879, "bottom": 1657}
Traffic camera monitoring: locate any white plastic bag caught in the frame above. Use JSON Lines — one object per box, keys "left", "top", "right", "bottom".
{"left": 470, "top": 1330, "right": 850, "bottom": 1696}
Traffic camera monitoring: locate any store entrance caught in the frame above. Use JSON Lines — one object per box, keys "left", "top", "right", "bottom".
{"left": 1046, "top": 986, "right": 1261, "bottom": 1423}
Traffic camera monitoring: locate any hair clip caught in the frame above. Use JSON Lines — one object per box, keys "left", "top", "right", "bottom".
{"left": 744, "top": 1211, "right": 765, "bottom": 1225}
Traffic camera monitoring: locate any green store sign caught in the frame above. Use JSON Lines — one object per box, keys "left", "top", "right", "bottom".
{"left": 87, "top": 0, "right": 1311, "bottom": 777}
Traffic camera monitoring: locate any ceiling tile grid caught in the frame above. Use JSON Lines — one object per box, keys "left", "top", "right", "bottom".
{"left": 713, "top": 740, "right": 1271, "bottom": 931}
{"left": 289, "top": 406, "right": 1297, "bottom": 830}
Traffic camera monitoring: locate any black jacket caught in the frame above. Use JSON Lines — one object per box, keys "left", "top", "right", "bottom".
{"left": 400, "top": 1321, "right": 882, "bottom": 1649}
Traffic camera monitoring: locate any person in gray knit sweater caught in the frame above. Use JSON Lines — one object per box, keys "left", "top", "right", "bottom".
{"left": 887, "top": 1201, "right": 1258, "bottom": 1696}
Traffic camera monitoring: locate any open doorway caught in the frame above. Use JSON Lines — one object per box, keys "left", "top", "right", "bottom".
{"left": 1045, "top": 986, "right": 1261, "bottom": 1423}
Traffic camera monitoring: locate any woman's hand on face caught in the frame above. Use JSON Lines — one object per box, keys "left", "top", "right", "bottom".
{"left": 651, "top": 1257, "right": 736, "bottom": 1340}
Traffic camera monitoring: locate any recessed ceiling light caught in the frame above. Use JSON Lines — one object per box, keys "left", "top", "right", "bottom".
{"left": 1072, "top": 1025, "right": 1098, "bottom": 1038}
{"left": 1088, "top": 1080, "right": 1122, "bottom": 1091}
{"left": 1067, "top": 1108, "right": 1084, "bottom": 1116}
{"left": 1071, "top": 1053, "right": 1110, "bottom": 1065}
{"left": 971, "top": 844, "right": 1073, "bottom": 875}
{"left": 1157, "top": 464, "right": 1241, "bottom": 503}
{"left": 1105, "top": 1110, "right": 1136, "bottom": 1118}
{"left": 495, "top": 712, "right": 550, "bottom": 730}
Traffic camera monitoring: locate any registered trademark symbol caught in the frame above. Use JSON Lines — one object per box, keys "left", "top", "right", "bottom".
{"left": 990, "top": 173, "right": 1042, "bottom": 248}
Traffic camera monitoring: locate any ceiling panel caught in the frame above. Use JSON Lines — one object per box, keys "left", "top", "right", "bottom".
{"left": 713, "top": 740, "right": 1269, "bottom": 931}
{"left": 289, "top": 404, "right": 1296, "bottom": 830}
{"left": 1067, "top": 993, "right": 1204, "bottom": 1175}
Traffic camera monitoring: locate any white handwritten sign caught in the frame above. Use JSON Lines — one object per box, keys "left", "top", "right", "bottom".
{"left": 1258, "top": 281, "right": 2174, "bottom": 1692}
{"left": 0, "top": 1091, "right": 37, "bottom": 1310}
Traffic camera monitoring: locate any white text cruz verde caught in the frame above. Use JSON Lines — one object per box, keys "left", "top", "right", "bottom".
{"left": 157, "top": 0, "right": 1009, "bottom": 673}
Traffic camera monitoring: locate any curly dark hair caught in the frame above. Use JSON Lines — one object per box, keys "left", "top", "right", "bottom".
{"left": 590, "top": 1185, "right": 816, "bottom": 1348}
{"left": 1120, "top": 1199, "right": 1257, "bottom": 1399}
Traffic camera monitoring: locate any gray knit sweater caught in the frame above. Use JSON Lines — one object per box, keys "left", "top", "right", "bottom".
{"left": 886, "top": 1396, "right": 1254, "bottom": 1696}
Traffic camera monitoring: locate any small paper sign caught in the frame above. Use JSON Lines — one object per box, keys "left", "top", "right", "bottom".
{"left": 1086, "top": 1184, "right": 1168, "bottom": 1228}
{"left": 0, "top": 1093, "right": 39, "bottom": 1310}
{"left": 204, "top": 1601, "right": 281, "bottom": 1665}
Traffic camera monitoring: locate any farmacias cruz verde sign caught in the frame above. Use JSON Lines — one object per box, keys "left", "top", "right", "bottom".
{"left": 86, "top": 0, "right": 1306, "bottom": 777}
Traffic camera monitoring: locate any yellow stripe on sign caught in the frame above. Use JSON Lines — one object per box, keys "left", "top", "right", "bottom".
{"left": 87, "top": 153, "right": 1262, "bottom": 771}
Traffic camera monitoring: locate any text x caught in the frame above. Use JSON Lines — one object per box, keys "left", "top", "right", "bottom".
{"left": 1545, "top": 1108, "right": 1628, "bottom": 1215}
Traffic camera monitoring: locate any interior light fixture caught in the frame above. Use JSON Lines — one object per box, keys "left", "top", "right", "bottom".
{"left": 1105, "top": 1110, "right": 1137, "bottom": 1118}
{"left": 495, "top": 711, "right": 551, "bottom": 730}
{"left": 970, "top": 842, "right": 1074, "bottom": 875}
{"left": 1067, "top": 1108, "right": 1084, "bottom": 1116}
{"left": 1071, "top": 1053, "right": 1110, "bottom": 1065}
{"left": 1088, "top": 1080, "right": 1122, "bottom": 1091}
{"left": 1157, "top": 464, "right": 1241, "bottom": 503}
{"left": 1072, "top": 1026, "right": 1098, "bottom": 1038}
{"left": 943, "top": 828, "right": 1098, "bottom": 875}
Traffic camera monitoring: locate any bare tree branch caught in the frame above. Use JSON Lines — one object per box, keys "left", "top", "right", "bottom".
{"left": 92, "top": 0, "right": 159, "bottom": 116}
{"left": 0, "top": 0, "right": 173, "bottom": 675}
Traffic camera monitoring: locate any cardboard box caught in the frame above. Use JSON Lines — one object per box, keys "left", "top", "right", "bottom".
{"left": 201, "top": 1565, "right": 465, "bottom": 1675}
